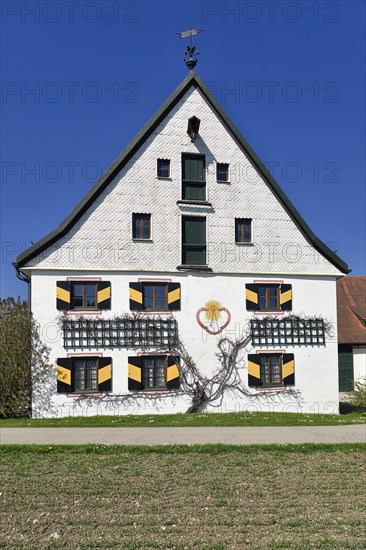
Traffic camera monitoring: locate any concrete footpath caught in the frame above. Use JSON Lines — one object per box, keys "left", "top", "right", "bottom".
{"left": 1, "top": 425, "right": 365, "bottom": 445}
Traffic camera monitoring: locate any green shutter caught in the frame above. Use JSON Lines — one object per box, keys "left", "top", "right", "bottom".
{"left": 245, "top": 284, "right": 259, "bottom": 311}
{"left": 97, "top": 282, "right": 111, "bottom": 310}
{"left": 280, "top": 284, "right": 292, "bottom": 311}
{"left": 128, "top": 356, "right": 142, "bottom": 390}
{"left": 282, "top": 354, "right": 295, "bottom": 386}
{"left": 56, "top": 281, "right": 71, "bottom": 310}
{"left": 166, "top": 356, "right": 180, "bottom": 389}
{"left": 182, "top": 217, "right": 206, "bottom": 265}
{"left": 98, "top": 357, "right": 112, "bottom": 392}
{"left": 183, "top": 155, "right": 205, "bottom": 181}
{"left": 56, "top": 358, "right": 72, "bottom": 393}
{"left": 167, "top": 283, "right": 181, "bottom": 310}
{"left": 129, "top": 283, "right": 143, "bottom": 310}
{"left": 248, "top": 354, "right": 261, "bottom": 387}
{"left": 182, "top": 154, "right": 206, "bottom": 200}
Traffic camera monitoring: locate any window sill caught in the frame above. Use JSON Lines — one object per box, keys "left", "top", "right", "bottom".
{"left": 235, "top": 242, "right": 254, "bottom": 246}
{"left": 177, "top": 200, "right": 213, "bottom": 207}
{"left": 132, "top": 238, "right": 153, "bottom": 242}
{"left": 157, "top": 176, "right": 172, "bottom": 180}
{"left": 217, "top": 180, "right": 230, "bottom": 184}
{"left": 177, "top": 265, "right": 212, "bottom": 272}
{"left": 253, "top": 386, "right": 294, "bottom": 392}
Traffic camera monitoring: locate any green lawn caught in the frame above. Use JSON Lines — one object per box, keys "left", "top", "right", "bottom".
{"left": 0, "top": 444, "right": 365, "bottom": 549}
{"left": 1, "top": 410, "right": 365, "bottom": 428}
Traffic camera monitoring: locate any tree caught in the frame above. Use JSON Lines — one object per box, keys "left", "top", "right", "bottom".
{"left": 0, "top": 297, "right": 50, "bottom": 417}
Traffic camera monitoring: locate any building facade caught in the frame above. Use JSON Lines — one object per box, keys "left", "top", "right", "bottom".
{"left": 15, "top": 71, "right": 349, "bottom": 417}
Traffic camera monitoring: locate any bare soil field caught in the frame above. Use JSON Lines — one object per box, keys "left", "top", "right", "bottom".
{"left": 0, "top": 445, "right": 365, "bottom": 549}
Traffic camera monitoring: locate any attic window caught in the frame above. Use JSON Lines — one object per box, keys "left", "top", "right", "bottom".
{"left": 157, "top": 159, "right": 170, "bottom": 178}
{"left": 187, "top": 116, "right": 200, "bottom": 142}
{"left": 133, "top": 213, "right": 151, "bottom": 240}
{"left": 217, "top": 163, "right": 229, "bottom": 182}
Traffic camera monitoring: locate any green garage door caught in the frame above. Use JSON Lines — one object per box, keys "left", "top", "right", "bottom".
{"left": 338, "top": 348, "right": 354, "bottom": 391}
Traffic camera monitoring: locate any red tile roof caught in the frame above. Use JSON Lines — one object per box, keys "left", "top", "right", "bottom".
{"left": 337, "top": 277, "right": 366, "bottom": 344}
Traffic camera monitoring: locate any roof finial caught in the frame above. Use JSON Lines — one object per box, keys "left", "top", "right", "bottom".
{"left": 177, "top": 27, "right": 203, "bottom": 71}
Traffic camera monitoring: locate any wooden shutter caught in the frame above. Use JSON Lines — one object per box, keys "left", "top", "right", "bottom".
{"left": 183, "top": 155, "right": 205, "bottom": 181}
{"left": 245, "top": 284, "right": 259, "bottom": 311}
{"left": 280, "top": 284, "right": 292, "bottom": 311}
{"left": 56, "top": 358, "right": 72, "bottom": 393}
{"left": 97, "top": 282, "right": 111, "bottom": 310}
{"left": 129, "top": 282, "right": 143, "bottom": 310}
{"left": 128, "top": 356, "right": 142, "bottom": 390}
{"left": 166, "top": 356, "right": 180, "bottom": 390}
{"left": 98, "top": 357, "right": 112, "bottom": 392}
{"left": 182, "top": 216, "right": 206, "bottom": 265}
{"left": 167, "top": 283, "right": 181, "bottom": 310}
{"left": 56, "top": 281, "right": 71, "bottom": 310}
{"left": 247, "top": 354, "right": 261, "bottom": 387}
{"left": 282, "top": 354, "right": 295, "bottom": 386}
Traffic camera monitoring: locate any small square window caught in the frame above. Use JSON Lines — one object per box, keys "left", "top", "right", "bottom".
{"left": 217, "top": 163, "right": 229, "bottom": 182}
{"left": 71, "top": 282, "right": 97, "bottom": 309}
{"left": 258, "top": 285, "right": 280, "bottom": 310}
{"left": 157, "top": 159, "right": 170, "bottom": 178}
{"left": 133, "top": 213, "right": 151, "bottom": 240}
{"left": 235, "top": 218, "right": 252, "bottom": 243}
{"left": 142, "top": 283, "right": 168, "bottom": 310}
{"left": 73, "top": 357, "right": 98, "bottom": 392}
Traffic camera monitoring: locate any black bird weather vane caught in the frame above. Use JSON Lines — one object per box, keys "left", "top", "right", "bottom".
{"left": 177, "top": 27, "right": 203, "bottom": 71}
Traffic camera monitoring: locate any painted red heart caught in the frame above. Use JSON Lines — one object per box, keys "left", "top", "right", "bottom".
{"left": 196, "top": 307, "right": 231, "bottom": 335}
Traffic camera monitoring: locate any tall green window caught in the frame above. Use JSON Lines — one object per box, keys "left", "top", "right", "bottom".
{"left": 182, "top": 216, "right": 206, "bottom": 265}
{"left": 182, "top": 154, "right": 206, "bottom": 201}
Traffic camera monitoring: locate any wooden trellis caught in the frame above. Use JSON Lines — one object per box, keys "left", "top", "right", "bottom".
{"left": 250, "top": 318, "right": 325, "bottom": 347}
{"left": 63, "top": 318, "right": 178, "bottom": 349}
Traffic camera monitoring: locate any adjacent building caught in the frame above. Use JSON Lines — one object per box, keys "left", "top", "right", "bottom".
{"left": 337, "top": 276, "right": 366, "bottom": 391}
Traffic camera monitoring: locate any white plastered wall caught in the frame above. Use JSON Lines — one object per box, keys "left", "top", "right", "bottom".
{"left": 30, "top": 271, "right": 339, "bottom": 417}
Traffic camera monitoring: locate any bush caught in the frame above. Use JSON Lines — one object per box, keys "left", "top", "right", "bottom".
{"left": 348, "top": 378, "right": 366, "bottom": 410}
{"left": 0, "top": 297, "right": 49, "bottom": 417}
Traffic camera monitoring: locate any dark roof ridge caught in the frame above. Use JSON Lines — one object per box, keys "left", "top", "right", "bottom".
{"left": 14, "top": 70, "right": 350, "bottom": 273}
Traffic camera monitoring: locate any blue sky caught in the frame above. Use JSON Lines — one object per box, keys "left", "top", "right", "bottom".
{"left": 1, "top": 0, "right": 365, "bottom": 299}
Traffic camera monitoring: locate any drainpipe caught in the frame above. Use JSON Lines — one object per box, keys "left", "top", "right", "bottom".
{"left": 14, "top": 264, "right": 31, "bottom": 311}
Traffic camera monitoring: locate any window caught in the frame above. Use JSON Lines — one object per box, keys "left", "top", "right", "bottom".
{"left": 129, "top": 282, "right": 181, "bottom": 311}
{"left": 142, "top": 356, "right": 166, "bottom": 389}
{"left": 235, "top": 218, "right": 252, "bottom": 243}
{"left": 182, "top": 216, "right": 206, "bottom": 265}
{"left": 258, "top": 284, "right": 280, "bottom": 310}
{"left": 142, "top": 283, "right": 168, "bottom": 310}
{"left": 128, "top": 355, "right": 180, "bottom": 391}
{"left": 157, "top": 158, "right": 170, "bottom": 178}
{"left": 217, "top": 163, "right": 229, "bottom": 182}
{"left": 260, "top": 354, "right": 282, "bottom": 386}
{"left": 73, "top": 357, "right": 98, "bottom": 391}
{"left": 133, "top": 213, "right": 151, "bottom": 240}
{"left": 56, "top": 281, "right": 111, "bottom": 311}
{"left": 248, "top": 353, "right": 295, "bottom": 387}
{"left": 71, "top": 282, "right": 97, "bottom": 309}
{"left": 56, "top": 357, "right": 112, "bottom": 394}
{"left": 245, "top": 283, "right": 292, "bottom": 312}
{"left": 182, "top": 154, "right": 206, "bottom": 201}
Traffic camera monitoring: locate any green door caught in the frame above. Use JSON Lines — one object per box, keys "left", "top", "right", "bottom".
{"left": 338, "top": 349, "right": 354, "bottom": 391}
{"left": 182, "top": 216, "right": 206, "bottom": 265}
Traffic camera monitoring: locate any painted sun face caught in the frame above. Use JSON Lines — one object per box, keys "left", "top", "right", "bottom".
{"left": 204, "top": 300, "right": 222, "bottom": 322}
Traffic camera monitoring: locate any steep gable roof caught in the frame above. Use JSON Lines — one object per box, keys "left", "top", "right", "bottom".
{"left": 14, "top": 71, "right": 350, "bottom": 273}
{"left": 337, "top": 276, "right": 366, "bottom": 344}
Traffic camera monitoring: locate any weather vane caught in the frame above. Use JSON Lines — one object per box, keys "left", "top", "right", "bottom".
{"left": 177, "top": 27, "right": 203, "bottom": 71}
